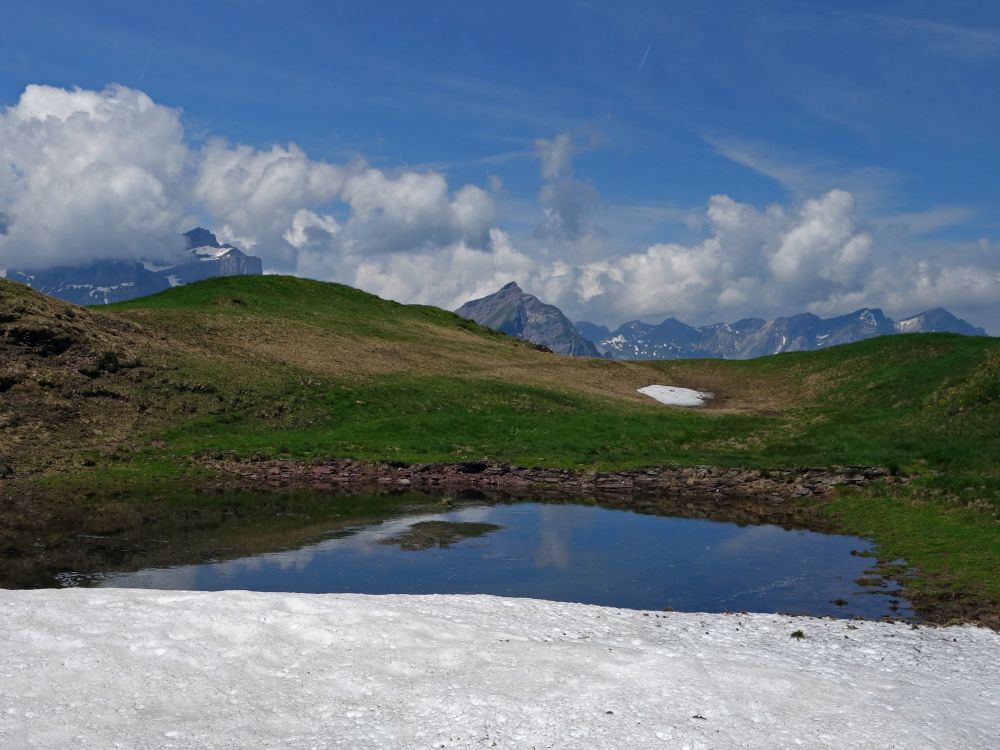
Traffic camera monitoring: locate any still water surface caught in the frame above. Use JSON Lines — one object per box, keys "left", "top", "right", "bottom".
{"left": 78, "top": 498, "right": 912, "bottom": 620}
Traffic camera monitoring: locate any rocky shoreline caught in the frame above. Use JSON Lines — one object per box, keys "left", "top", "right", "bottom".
{"left": 198, "top": 454, "right": 899, "bottom": 506}
{"left": 191, "top": 455, "right": 908, "bottom": 537}
{"left": 197, "top": 454, "right": 903, "bottom": 499}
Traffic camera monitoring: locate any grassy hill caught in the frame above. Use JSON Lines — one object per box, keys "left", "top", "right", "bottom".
{"left": 1, "top": 275, "right": 998, "bottom": 620}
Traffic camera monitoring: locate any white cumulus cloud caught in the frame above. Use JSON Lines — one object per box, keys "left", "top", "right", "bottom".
{"left": 0, "top": 83, "right": 496, "bottom": 277}
{"left": 534, "top": 132, "right": 597, "bottom": 241}
{"left": 0, "top": 84, "right": 997, "bottom": 332}
{"left": 0, "top": 84, "right": 190, "bottom": 268}
{"left": 548, "top": 189, "right": 876, "bottom": 324}
{"left": 194, "top": 140, "right": 346, "bottom": 252}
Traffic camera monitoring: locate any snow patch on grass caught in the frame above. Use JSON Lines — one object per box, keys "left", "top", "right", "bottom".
{"left": 638, "top": 384, "right": 713, "bottom": 406}
{"left": 1, "top": 589, "right": 998, "bottom": 749}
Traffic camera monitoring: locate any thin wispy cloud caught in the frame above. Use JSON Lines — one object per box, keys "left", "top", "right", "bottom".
{"left": 635, "top": 43, "right": 652, "bottom": 74}
{"left": 787, "top": 3, "right": 1000, "bottom": 60}
{"left": 862, "top": 11, "right": 1000, "bottom": 60}
{"left": 138, "top": 46, "right": 154, "bottom": 84}
{"left": 705, "top": 135, "right": 901, "bottom": 209}
{"left": 401, "top": 148, "right": 533, "bottom": 175}
{"left": 872, "top": 207, "right": 978, "bottom": 237}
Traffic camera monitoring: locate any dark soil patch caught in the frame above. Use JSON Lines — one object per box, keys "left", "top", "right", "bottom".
{"left": 3, "top": 325, "right": 75, "bottom": 355}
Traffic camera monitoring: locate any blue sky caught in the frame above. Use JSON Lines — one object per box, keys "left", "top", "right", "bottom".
{"left": 1, "top": 1, "right": 998, "bottom": 329}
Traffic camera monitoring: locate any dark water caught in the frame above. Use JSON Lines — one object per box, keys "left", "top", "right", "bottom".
{"left": 44, "top": 496, "right": 915, "bottom": 620}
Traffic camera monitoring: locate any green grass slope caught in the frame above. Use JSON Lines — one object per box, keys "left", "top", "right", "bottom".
{"left": 107, "top": 278, "right": 1000, "bottom": 481}
{"left": 2, "top": 275, "right": 998, "bottom": 619}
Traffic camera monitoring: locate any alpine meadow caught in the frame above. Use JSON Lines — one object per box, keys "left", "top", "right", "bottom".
{"left": 2, "top": 3, "right": 999, "bottom": 748}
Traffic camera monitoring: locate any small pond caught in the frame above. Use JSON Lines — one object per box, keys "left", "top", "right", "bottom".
{"left": 2, "top": 492, "right": 914, "bottom": 620}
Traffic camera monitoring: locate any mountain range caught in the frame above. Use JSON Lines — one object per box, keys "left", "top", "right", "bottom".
{"left": 1, "top": 243, "right": 989, "bottom": 357}
{"left": 1, "top": 228, "right": 262, "bottom": 305}
{"left": 458, "top": 283, "right": 987, "bottom": 359}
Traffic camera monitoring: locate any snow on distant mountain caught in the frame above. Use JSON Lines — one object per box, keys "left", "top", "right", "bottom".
{"left": 458, "top": 281, "right": 988, "bottom": 360}
{"left": 576, "top": 306, "right": 988, "bottom": 360}
{"left": 894, "top": 308, "right": 987, "bottom": 337}
{"left": 455, "top": 282, "right": 602, "bottom": 357}
{"left": 3, "top": 228, "right": 262, "bottom": 305}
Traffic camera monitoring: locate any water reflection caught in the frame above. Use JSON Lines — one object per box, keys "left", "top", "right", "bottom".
{"left": 94, "top": 501, "right": 914, "bottom": 620}
{"left": 379, "top": 521, "right": 505, "bottom": 550}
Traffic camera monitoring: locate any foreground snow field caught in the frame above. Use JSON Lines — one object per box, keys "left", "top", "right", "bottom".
{"left": 638, "top": 385, "right": 713, "bottom": 407}
{"left": 2, "top": 590, "right": 998, "bottom": 749}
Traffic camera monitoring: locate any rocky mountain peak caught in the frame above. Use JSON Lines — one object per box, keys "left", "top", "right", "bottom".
{"left": 456, "top": 283, "right": 601, "bottom": 357}
{"left": 895, "top": 309, "right": 986, "bottom": 336}
{"left": 183, "top": 227, "right": 222, "bottom": 249}
{"left": 5, "top": 228, "right": 263, "bottom": 305}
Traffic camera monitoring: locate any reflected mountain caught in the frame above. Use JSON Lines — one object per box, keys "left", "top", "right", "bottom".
{"left": 379, "top": 521, "right": 504, "bottom": 551}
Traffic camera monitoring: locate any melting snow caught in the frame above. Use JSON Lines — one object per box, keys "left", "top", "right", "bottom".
{"left": 141, "top": 260, "right": 175, "bottom": 272}
{"left": 194, "top": 246, "right": 233, "bottom": 261}
{"left": 0, "top": 589, "right": 997, "bottom": 749}
{"left": 92, "top": 282, "right": 135, "bottom": 293}
{"left": 638, "top": 384, "right": 713, "bottom": 406}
